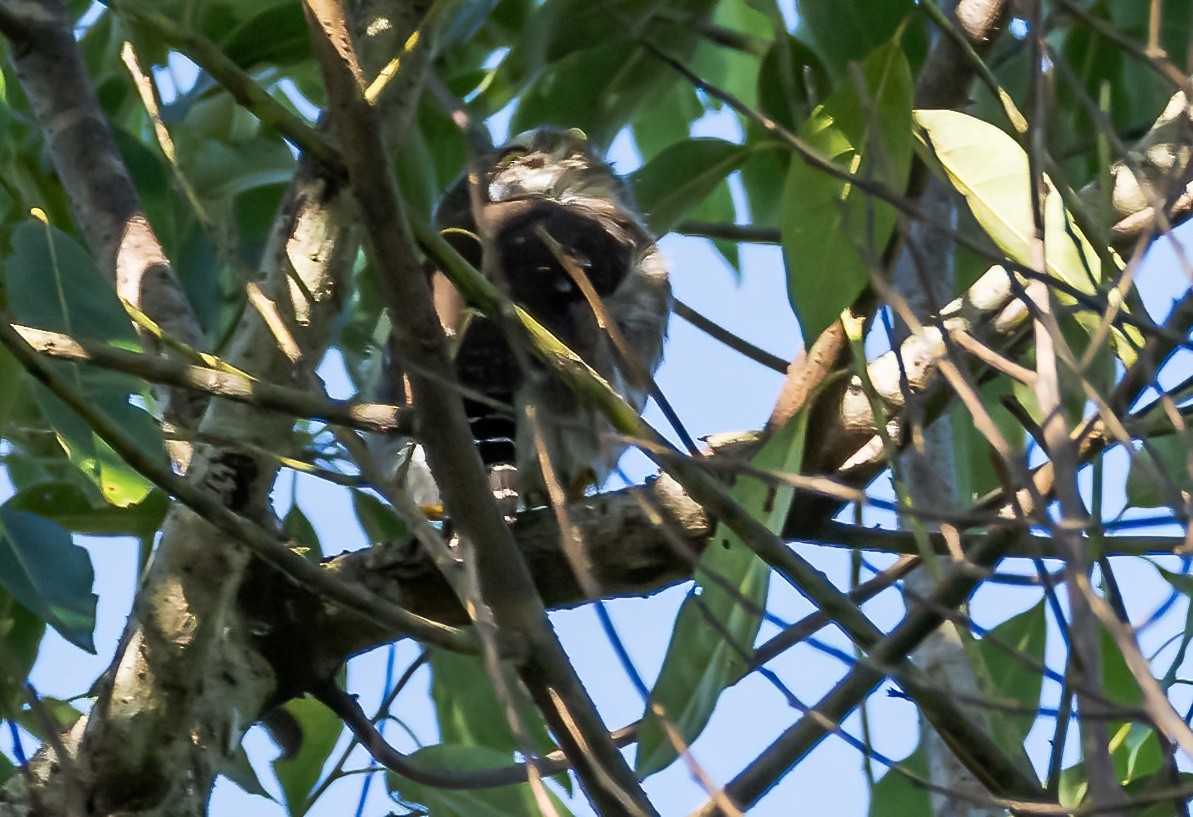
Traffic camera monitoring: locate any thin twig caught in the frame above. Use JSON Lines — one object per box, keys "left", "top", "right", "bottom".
{"left": 0, "top": 313, "right": 477, "bottom": 653}
{"left": 673, "top": 299, "right": 789, "bottom": 374}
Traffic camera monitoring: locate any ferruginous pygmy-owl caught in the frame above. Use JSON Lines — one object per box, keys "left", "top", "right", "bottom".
{"left": 372, "top": 126, "right": 671, "bottom": 512}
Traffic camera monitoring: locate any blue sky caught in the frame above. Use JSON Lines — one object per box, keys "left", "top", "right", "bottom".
{"left": 8, "top": 6, "right": 1193, "bottom": 815}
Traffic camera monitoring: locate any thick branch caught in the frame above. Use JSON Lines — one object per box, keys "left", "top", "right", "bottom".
{"left": 0, "top": 3, "right": 434, "bottom": 815}
{"left": 768, "top": 0, "right": 1011, "bottom": 432}
{"left": 0, "top": 0, "right": 207, "bottom": 429}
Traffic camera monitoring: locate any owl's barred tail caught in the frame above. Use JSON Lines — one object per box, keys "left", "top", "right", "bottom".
{"left": 463, "top": 397, "right": 521, "bottom": 516}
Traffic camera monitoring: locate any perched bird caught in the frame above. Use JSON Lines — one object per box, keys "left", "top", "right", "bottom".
{"left": 373, "top": 126, "right": 671, "bottom": 513}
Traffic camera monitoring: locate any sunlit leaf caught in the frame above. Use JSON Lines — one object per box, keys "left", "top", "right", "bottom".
{"left": 6, "top": 482, "right": 167, "bottom": 539}
{"left": 913, "top": 109, "right": 1141, "bottom": 363}
{"left": 35, "top": 392, "right": 161, "bottom": 508}
{"left": 270, "top": 696, "right": 343, "bottom": 816}
{"left": 1059, "top": 722, "right": 1164, "bottom": 808}
{"left": 636, "top": 411, "right": 807, "bottom": 778}
{"left": 782, "top": 41, "right": 913, "bottom": 344}
{"left": 5, "top": 220, "right": 164, "bottom": 507}
{"left": 0, "top": 507, "right": 95, "bottom": 654}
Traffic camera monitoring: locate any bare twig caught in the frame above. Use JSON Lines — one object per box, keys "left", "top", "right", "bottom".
{"left": 12, "top": 323, "right": 412, "bottom": 434}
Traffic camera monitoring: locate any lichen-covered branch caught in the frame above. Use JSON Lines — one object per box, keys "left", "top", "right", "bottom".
{"left": 0, "top": 0, "right": 207, "bottom": 431}
{"left": 0, "top": 2, "right": 432, "bottom": 815}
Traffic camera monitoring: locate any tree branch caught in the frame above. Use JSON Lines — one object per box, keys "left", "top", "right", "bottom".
{"left": 13, "top": 323, "right": 412, "bottom": 434}
{"left": 0, "top": 2, "right": 436, "bottom": 814}
{"left": 0, "top": 0, "right": 207, "bottom": 430}
{"left": 301, "top": 3, "right": 659, "bottom": 813}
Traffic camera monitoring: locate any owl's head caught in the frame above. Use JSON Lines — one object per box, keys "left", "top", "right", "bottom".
{"left": 486, "top": 127, "right": 628, "bottom": 207}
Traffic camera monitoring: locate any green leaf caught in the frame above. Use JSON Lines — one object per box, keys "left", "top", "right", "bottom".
{"left": 1152, "top": 564, "right": 1193, "bottom": 688}
{"left": 429, "top": 649, "right": 555, "bottom": 758}
{"left": 1126, "top": 434, "right": 1192, "bottom": 509}
{"left": 187, "top": 133, "right": 295, "bottom": 200}
{"left": 0, "top": 507, "right": 96, "bottom": 654}
{"left": 1120, "top": 770, "right": 1193, "bottom": 817}
{"left": 915, "top": 110, "right": 1104, "bottom": 292}
{"left": 6, "top": 482, "right": 167, "bottom": 539}
{"left": 951, "top": 378, "right": 1026, "bottom": 504}
{"left": 6, "top": 221, "right": 138, "bottom": 344}
{"left": 478, "top": 0, "right": 703, "bottom": 120}
{"left": 388, "top": 744, "right": 574, "bottom": 816}
{"left": 5, "top": 221, "right": 164, "bottom": 507}
{"left": 782, "top": 41, "right": 913, "bottom": 345}
{"left": 0, "top": 346, "right": 27, "bottom": 440}
{"left": 629, "top": 138, "right": 752, "bottom": 237}
{"left": 270, "top": 696, "right": 343, "bottom": 817}
{"left": 975, "top": 600, "right": 1046, "bottom": 750}
{"left": 0, "top": 588, "right": 44, "bottom": 715}
{"left": 13, "top": 696, "right": 82, "bottom": 739}
{"left": 35, "top": 391, "right": 161, "bottom": 508}
{"left": 687, "top": 178, "right": 740, "bottom": 273}
{"left": 350, "top": 489, "right": 408, "bottom": 546}
{"left": 687, "top": 0, "right": 769, "bottom": 110}
{"left": 222, "top": 743, "right": 273, "bottom": 800}
{"left": 220, "top": 2, "right": 310, "bottom": 69}
{"left": 739, "top": 128, "right": 789, "bottom": 227}
{"left": 868, "top": 747, "right": 930, "bottom": 817}
{"left": 428, "top": 0, "right": 503, "bottom": 55}
{"left": 757, "top": 35, "right": 829, "bottom": 133}
{"left": 509, "top": 41, "right": 643, "bottom": 147}
{"left": 112, "top": 128, "right": 176, "bottom": 259}
{"left": 507, "top": 0, "right": 717, "bottom": 146}
{"left": 636, "top": 411, "right": 808, "bottom": 778}
{"left": 632, "top": 84, "right": 703, "bottom": 162}
{"left": 797, "top": 0, "right": 924, "bottom": 79}
{"left": 1059, "top": 722, "right": 1164, "bottom": 808}
{"left": 913, "top": 109, "right": 1141, "bottom": 363}
{"left": 282, "top": 504, "right": 323, "bottom": 563}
